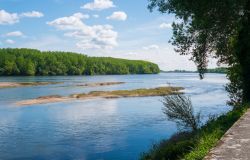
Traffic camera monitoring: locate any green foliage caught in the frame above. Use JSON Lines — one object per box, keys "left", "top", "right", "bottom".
{"left": 73, "top": 87, "right": 183, "bottom": 99}
{"left": 206, "top": 67, "right": 228, "bottom": 74}
{"left": 0, "top": 48, "right": 160, "bottom": 76}
{"left": 226, "top": 64, "right": 244, "bottom": 106}
{"left": 162, "top": 67, "right": 228, "bottom": 73}
{"left": 141, "top": 132, "right": 195, "bottom": 160}
{"left": 148, "top": 0, "right": 250, "bottom": 104}
{"left": 141, "top": 105, "right": 248, "bottom": 160}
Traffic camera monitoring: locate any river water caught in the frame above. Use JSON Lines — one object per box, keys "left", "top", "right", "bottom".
{"left": 0, "top": 73, "right": 231, "bottom": 160}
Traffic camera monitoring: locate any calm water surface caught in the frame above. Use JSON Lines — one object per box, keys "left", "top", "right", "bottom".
{"left": 0, "top": 73, "right": 231, "bottom": 160}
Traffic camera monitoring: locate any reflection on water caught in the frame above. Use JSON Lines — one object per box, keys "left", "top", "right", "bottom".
{"left": 0, "top": 73, "right": 231, "bottom": 160}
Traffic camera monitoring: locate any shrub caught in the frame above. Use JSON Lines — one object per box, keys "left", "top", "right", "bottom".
{"left": 162, "top": 94, "right": 201, "bottom": 131}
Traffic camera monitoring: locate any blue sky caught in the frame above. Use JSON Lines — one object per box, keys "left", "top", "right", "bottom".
{"left": 0, "top": 0, "right": 218, "bottom": 70}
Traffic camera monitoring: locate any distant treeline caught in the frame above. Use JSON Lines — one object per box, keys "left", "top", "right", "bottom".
{"left": 162, "top": 67, "right": 228, "bottom": 74}
{"left": 205, "top": 67, "right": 228, "bottom": 73}
{"left": 161, "top": 70, "right": 195, "bottom": 73}
{"left": 0, "top": 48, "right": 160, "bottom": 76}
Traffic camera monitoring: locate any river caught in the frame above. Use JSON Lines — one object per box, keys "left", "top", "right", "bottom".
{"left": 0, "top": 73, "right": 231, "bottom": 160}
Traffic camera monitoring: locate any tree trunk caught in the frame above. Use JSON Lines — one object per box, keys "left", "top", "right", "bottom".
{"left": 236, "top": 0, "right": 250, "bottom": 103}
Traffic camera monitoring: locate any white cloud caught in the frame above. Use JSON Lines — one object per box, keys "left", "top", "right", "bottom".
{"left": 81, "top": 0, "right": 115, "bottom": 10}
{"left": 5, "top": 39, "right": 15, "bottom": 44}
{"left": 20, "top": 11, "right": 44, "bottom": 18}
{"left": 5, "top": 31, "right": 24, "bottom": 37}
{"left": 0, "top": 10, "right": 19, "bottom": 25}
{"left": 93, "top": 14, "right": 99, "bottom": 18}
{"left": 47, "top": 13, "right": 118, "bottom": 50}
{"left": 143, "top": 44, "right": 159, "bottom": 50}
{"left": 47, "top": 13, "right": 90, "bottom": 30}
{"left": 72, "top": 13, "right": 89, "bottom": 19}
{"left": 0, "top": 10, "right": 44, "bottom": 25}
{"left": 107, "top": 11, "right": 127, "bottom": 21}
{"left": 159, "top": 23, "right": 172, "bottom": 29}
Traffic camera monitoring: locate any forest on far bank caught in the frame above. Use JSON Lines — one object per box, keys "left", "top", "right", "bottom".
{"left": 0, "top": 48, "right": 160, "bottom": 76}
{"left": 162, "top": 67, "right": 228, "bottom": 74}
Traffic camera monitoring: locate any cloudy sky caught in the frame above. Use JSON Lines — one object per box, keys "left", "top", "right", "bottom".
{"left": 0, "top": 0, "right": 218, "bottom": 70}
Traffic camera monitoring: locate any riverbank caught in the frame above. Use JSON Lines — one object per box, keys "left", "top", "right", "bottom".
{"left": 16, "top": 86, "right": 183, "bottom": 106}
{"left": 141, "top": 105, "right": 248, "bottom": 160}
{"left": 205, "top": 107, "right": 250, "bottom": 159}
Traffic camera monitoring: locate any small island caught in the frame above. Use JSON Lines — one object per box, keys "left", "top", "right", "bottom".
{"left": 75, "top": 82, "right": 125, "bottom": 87}
{"left": 16, "top": 86, "right": 183, "bottom": 106}
{"left": 0, "top": 82, "right": 62, "bottom": 88}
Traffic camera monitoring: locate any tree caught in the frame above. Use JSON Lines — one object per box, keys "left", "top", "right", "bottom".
{"left": 24, "top": 60, "right": 35, "bottom": 76}
{"left": 148, "top": 0, "right": 250, "bottom": 105}
{"left": 4, "top": 61, "right": 19, "bottom": 75}
{"left": 0, "top": 48, "right": 160, "bottom": 76}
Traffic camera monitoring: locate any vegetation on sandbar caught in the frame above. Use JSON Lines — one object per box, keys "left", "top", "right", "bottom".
{"left": 16, "top": 86, "right": 183, "bottom": 106}
{"left": 72, "top": 87, "right": 183, "bottom": 98}
{"left": 0, "top": 48, "right": 160, "bottom": 76}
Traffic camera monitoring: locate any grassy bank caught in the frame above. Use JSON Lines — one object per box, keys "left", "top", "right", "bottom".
{"left": 141, "top": 105, "right": 248, "bottom": 160}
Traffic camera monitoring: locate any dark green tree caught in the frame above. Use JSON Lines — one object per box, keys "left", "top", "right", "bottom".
{"left": 148, "top": 0, "right": 250, "bottom": 105}
{"left": 24, "top": 60, "right": 35, "bottom": 76}
{"left": 0, "top": 48, "right": 160, "bottom": 76}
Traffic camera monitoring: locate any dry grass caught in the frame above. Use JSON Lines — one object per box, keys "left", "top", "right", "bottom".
{"left": 72, "top": 87, "right": 183, "bottom": 98}
{"left": 16, "top": 86, "right": 184, "bottom": 106}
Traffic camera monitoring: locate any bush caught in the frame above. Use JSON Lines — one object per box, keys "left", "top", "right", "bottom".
{"left": 141, "top": 132, "right": 195, "bottom": 160}
{"left": 162, "top": 94, "right": 201, "bottom": 131}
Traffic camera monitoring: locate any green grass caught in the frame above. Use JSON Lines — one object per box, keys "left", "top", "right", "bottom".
{"left": 73, "top": 87, "right": 184, "bottom": 98}
{"left": 141, "top": 105, "right": 248, "bottom": 160}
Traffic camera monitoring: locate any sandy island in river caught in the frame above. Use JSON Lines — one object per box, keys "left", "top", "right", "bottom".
{"left": 0, "top": 81, "right": 125, "bottom": 89}
{"left": 16, "top": 86, "right": 184, "bottom": 106}
{"left": 0, "top": 82, "right": 62, "bottom": 88}
{"left": 75, "top": 82, "right": 125, "bottom": 87}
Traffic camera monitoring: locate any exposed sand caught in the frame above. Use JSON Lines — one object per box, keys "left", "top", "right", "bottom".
{"left": 16, "top": 87, "right": 184, "bottom": 106}
{"left": 16, "top": 95, "right": 71, "bottom": 106}
{"left": 0, "top": 82, "right": 62, "bottom": 88}
{"left": 75, "top": 82, "right": 125, "bottom": 87}
{"left": 0, "top": 82, "right": 22, "bottom": 88}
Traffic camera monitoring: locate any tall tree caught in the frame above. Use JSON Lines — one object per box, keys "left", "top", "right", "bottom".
{"left": 148, "top": 0, "right": 250, "bottom": 104}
